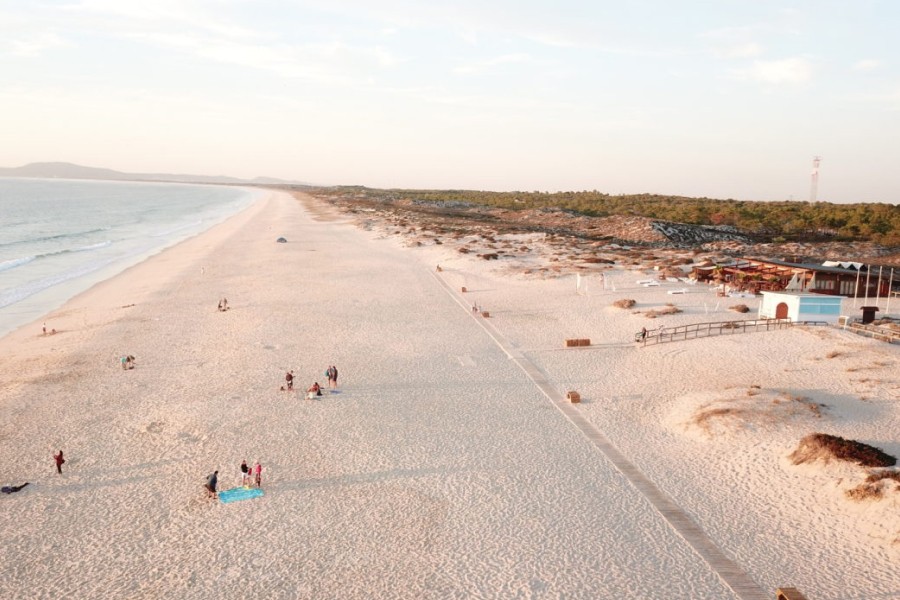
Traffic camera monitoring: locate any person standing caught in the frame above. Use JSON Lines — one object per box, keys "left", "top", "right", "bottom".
{"left": 285, "top": 370, "right": 294, "bottom": 391}
{"left": 253, "top": 462, "right": 262, "bottom": 488}
{"left": 240, "top": 460, "right": 250, "bottom": 487}
{"left": 330, "top": 365, "right": 338, "bottom": 389}
{"left": 205, "top": 470, "right": 219, "bottom": 498}
{"left": 53, "top": 450, "right": 65, "bottom": 474}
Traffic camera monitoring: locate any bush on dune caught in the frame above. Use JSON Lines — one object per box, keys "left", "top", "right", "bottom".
{"left": 790, "top": 433, "right": 896, "bottom": 468}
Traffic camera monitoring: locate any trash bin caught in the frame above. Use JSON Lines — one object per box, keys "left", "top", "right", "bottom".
{"left": 860, "top": 306, "right": 879, "bottom": 324}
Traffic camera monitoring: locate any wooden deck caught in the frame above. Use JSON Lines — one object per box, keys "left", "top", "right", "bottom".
{"left": 433, "top": 271, "right": 770, "bottom": 600}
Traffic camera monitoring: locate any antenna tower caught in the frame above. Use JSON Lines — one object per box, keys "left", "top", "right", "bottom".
{"left": 810, "top": 156, "right": 821, "bottom": 202}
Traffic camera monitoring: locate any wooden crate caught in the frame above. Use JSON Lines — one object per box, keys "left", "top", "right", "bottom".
{"left": 481, "top": 311, "right": 490, "bottom": 318}
{"left": 566, "top": 391, "right": 581, "bottom": 403}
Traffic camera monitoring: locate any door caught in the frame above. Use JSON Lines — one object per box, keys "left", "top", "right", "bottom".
{"left": 775, "top": 302, "right": 789, "bottom": 319}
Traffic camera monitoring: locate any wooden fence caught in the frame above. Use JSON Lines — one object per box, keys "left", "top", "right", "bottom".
{"left": 637, "top": 318, "right": 796, "bottom": 346}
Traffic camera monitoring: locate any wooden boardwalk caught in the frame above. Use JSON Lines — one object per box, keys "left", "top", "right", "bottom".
{"left": 433, "top": 271, "right": 770, "bottom": 600}
{"left": 638, "top": 317, "right": 795, "bottom": 346}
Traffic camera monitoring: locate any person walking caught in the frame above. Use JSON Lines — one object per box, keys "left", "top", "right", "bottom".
{"left": 53, "top": 450, "right": 65, "bottom": 475}
{"left": 205, "top": 470, "right": 219, "bottom": 498}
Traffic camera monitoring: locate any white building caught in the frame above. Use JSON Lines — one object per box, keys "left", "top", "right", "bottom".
{"left": 758, "top": 291, "right": 844, "bottom": 324}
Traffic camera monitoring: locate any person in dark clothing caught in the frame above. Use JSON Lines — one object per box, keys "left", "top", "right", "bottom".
{"left": 53, "top": 450, "right": 65, "bottom": 474}
{"left": 285, "top": 370, "right": 294, "bottom": 391}
{"left": 205, "top": 470, "right": 219, "bottom": 498}
{"left": 2, "top": 483, "right": 29, "bottom": 494}
{"left": 240, "top": 460, "right": 250, "bottom": 486}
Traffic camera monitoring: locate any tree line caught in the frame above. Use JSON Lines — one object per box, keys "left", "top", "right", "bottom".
{"left": 305, "top": 186, "right": 900, "bottom": 245}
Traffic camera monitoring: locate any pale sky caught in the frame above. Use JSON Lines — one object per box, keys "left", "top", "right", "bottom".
{"left": 1, "top": 1, "right": 898, "bottom": 203}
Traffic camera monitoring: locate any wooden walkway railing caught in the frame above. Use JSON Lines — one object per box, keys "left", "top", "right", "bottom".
{"left": 637, "top": 318, "right": 795, "bottom": 346}
{"left": 845, "top": 322, "right": 900, "bottom": 344}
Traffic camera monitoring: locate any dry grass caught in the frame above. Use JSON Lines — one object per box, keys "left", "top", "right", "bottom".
{"left": 730, "top": 304, "right": 750, "bottom": 313}
{"left": 613, "top": 299, "right": 636, "bottom": 309}
{"left": 846, "top": 471, "right": 900, "bottom": 501}
{"left": 826, "top": 350, "right": 843, "bottom": 359}
{"left": 790, "top": 433, "right": 897, "bottom": 468}
{"left": 687, "top": 390, "right": 826, "bottom": 436}
{"left": 772, "top": 393, "right": 824, "bottom": 417}
{"left": 691, "top": 407, "right": 747, "bottom": 434}
{"left": 644, "top": 305, "right": 682, "bottom": 318}
{"left": 866, "top": 470, "right": 900, "bottom": 485}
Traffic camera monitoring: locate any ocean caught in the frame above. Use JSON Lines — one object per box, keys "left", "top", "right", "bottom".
{"left": 0, "top": 178, "right": 260, "bottom": 338}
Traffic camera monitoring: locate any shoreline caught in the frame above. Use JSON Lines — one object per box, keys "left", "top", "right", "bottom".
{"left": 0, "top": 188, "right": 270, "bottom": 350}
{"left": 0, "top": 181, "right": 263, "bottom": 341}
{"left": 0, "top": 189, "right": 896, "bottom": 599}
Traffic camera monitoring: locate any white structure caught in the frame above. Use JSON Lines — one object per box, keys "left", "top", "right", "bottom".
{"left": 759, "top": 291, "right": 844, "bottom": 324}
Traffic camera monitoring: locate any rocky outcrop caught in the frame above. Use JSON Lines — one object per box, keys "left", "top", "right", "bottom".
{"left": 650, "top": 222, "right": 752, "bottom": 246}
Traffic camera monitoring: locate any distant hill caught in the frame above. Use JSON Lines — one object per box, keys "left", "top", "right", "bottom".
{"left": 0, "top": 162, "right": 306, "bottom": 186}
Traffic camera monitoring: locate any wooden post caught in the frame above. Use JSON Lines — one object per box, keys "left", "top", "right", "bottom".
{"left": 461, "top": 286, "right": 467, "bottom": 293}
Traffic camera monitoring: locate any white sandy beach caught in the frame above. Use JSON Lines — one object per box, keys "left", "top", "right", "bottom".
{"left": 0, "top": 190, "right": 897, "bottom": 600}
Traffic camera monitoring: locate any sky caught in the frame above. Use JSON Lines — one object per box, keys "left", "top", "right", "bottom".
{"left": 1, "top": 1, "right": 898, "bottom": 203}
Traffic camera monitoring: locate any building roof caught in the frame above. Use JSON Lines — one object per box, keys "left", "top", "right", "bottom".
{"left": 744, "top": 257, "right": 861, "bottom": 276}
{"left": 760, "top": 290, "right": 846, "bottom": 299}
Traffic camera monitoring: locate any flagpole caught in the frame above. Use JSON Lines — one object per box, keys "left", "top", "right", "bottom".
{"left": 887, "top": 268, "right": 895, "bottom": 315}
{"left": 864, "top": 264, "right": 871, "bottom": 306}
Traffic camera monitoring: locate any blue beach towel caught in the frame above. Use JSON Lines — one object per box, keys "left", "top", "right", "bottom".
{"left": 218, "top": 486, "right": 264, "bottom": 504}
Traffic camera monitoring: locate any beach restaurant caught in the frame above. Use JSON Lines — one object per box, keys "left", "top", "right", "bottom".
{"left": 693, "top": 258, "right": 892, "bottom": 298}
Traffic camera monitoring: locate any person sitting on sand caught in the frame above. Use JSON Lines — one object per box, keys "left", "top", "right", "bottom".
{"left": 307, "top": 382, "right": 322, "bottom": 398}
{"left": 120, "top": 355, "right": 135, "bottom": 370}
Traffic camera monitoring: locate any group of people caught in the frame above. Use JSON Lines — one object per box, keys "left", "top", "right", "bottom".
{"left": 240, "top": 460, "right": 262, "bottom": 488}
{"left": 120, "top": 355, "right": 136, "bottom": 370}
{"left": 217, "top": 298, "right": 229, "bottom": 312}
{"left": 205, "top": 459, "right": 263, "bottom": 499}
{"left": 281, "top": 365, "right": 338, "bottom": 398}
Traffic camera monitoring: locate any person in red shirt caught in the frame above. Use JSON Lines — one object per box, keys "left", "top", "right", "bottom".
{"left": 253, "top": 462, "right": 262, "bottom": 488}
{"left": 53, "top": 450, "right": 65, "bottom": 474}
